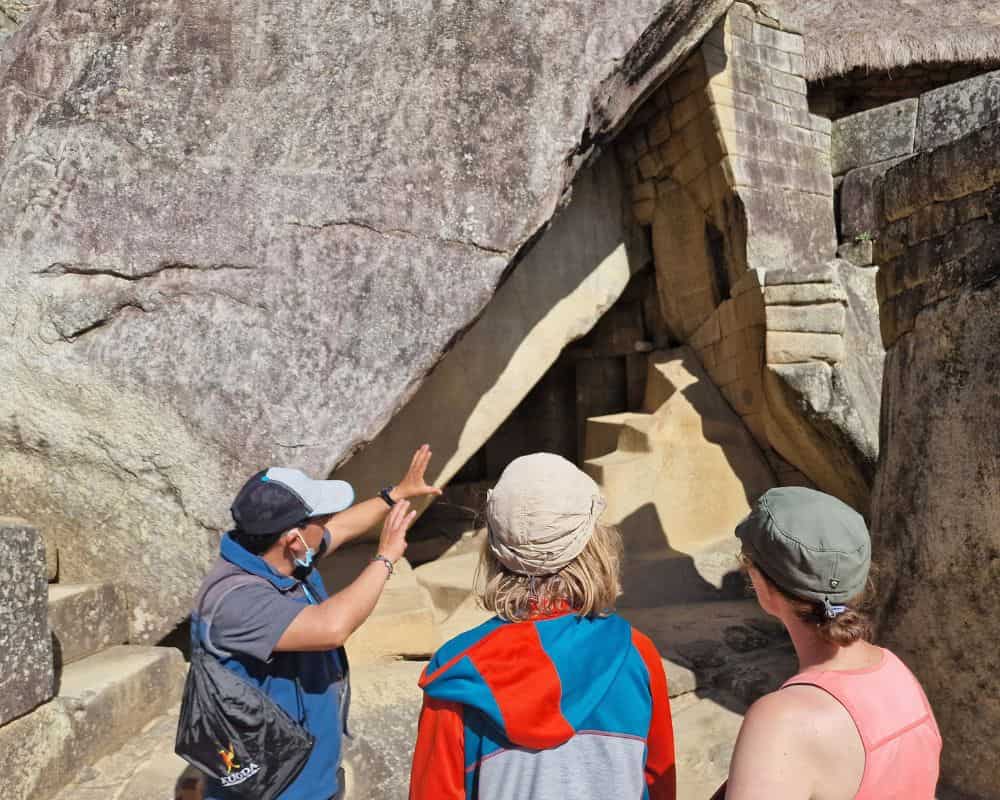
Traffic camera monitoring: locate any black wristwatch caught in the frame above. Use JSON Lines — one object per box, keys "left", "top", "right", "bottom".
{"left": 379, "top": 486, "right": 397, "bottom": 508}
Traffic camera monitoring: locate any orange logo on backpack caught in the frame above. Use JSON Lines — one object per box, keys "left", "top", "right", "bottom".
{"left": 219, "top": 743, "right": 240, "bottom": 774}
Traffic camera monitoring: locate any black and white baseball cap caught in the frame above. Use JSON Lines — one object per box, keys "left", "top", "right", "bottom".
{"left": 230, "top": 468, "right": 355, "bottom": 536}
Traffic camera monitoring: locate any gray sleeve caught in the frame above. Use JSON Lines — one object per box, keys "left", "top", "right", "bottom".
{"left": 208, "top": 581, "right": 307, "bottom": 662}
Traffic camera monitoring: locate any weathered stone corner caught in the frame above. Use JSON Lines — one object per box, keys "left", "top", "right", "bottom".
{"left": 0, "top": 518, "right": 55, "bottom": 725}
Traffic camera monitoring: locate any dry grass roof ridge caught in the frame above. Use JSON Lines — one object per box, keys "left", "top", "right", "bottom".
{"left": 761, "top": 0, "right": 1000, "bottom": 81}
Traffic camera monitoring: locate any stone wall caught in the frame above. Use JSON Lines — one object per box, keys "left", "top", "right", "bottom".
{"left": 616, "top": 3, "right": 880, "bottom": 511}
{"left": 835, "top": 70, "right": 1000, "bottom": 245}
{"left": 872, "top": 116, "right": 1000, "bottom": 798}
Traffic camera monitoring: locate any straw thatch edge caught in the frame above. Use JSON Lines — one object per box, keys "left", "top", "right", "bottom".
{"left": 802, "top": 29, "right": 1000, "bottom": 82}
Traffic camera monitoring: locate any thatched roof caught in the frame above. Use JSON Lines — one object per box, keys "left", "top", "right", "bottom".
{"left": 762, "top": 1, "right": 1000, "bottom": 81}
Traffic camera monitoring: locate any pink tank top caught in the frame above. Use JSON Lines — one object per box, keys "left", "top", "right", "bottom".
{"left": 782, "top": 647, "right": 942, "bottom": 800}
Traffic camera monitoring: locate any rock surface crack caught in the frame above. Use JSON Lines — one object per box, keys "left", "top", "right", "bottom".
{"left": 37, "top": 261, "right": 256, "bottom": 281}
{"left": 286, "top": 218, "right": 508, "bottom": 256}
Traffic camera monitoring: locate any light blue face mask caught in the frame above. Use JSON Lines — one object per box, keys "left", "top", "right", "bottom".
{"left": 292, "top": 529, "right": 330, "bottom": 579}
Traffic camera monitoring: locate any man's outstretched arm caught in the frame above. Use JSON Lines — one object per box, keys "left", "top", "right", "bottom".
{"left": 275, "top": 498, "right": 417, "bottom": 652}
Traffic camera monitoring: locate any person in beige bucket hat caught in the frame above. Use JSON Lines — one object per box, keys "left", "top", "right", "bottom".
{"left": 409, "top": 453, "right": 677, "bottom": 800}
{"left": 485, "top": 451, "right": 608, "bottom": 576}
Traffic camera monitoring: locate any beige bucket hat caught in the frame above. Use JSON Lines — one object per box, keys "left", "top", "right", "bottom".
{"left": 486, "top": 452, "right": 607, "bottom": 576}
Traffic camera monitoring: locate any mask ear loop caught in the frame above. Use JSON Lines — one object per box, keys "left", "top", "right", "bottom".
{"left": 294, "top": 531, "right": 315, "bottom": 568}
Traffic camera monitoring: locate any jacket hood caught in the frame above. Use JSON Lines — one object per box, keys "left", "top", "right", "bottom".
{"left": 419, "top": 611, "right": 633, "bottom": 749}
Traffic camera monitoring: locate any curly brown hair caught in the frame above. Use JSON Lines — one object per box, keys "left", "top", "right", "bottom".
{"left": 739, "top": 552, "right": 877, "bottom": 646}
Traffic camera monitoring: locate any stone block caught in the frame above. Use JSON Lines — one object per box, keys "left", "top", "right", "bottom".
{"left": 874, "top": 219, "right": 908, "bottom": 263}
{"left": 660, "top": 132, "right": 692, "bottom": 170}
{"left": 831, "top": 98, "right": 917, "bottom": 175}
{"left": 742, "top": 411, "right": 768, "bottom": 446}
{"left": 0, "top": 519, "right": 54, "bottom": 725}
{"left": 809, "top": 114, "right": 832, "bottom": 136}
{"left": 671, "top": 90, "right": 709, "bottom": 131}
{"left": 928, "top": 123, "right": 1000, "bottom": 204}
{"left": 49, "top": 583, "right": 129, "bottom": 668}
{"left": 689, "top": 311, "right": 723, "bottom": 350}
{"left": 718, "top": 298, "right": 740, "bottom": 336}
{"left": 770, "top": 70, "right": 807, "bottom": 96}
{"left": 347, "top": 559, "right": 441, "bottom": 663}
{"left": 735, "top": 289, "right": 765, "bottom": 327}
{"left": 882, "top": 151, "right": 932, "bottom": 223}
{"left": 763, "top": 281, "right": 847, "bottom": 306}
{"left": 766, "top": 331, "right": 844, "bottom": 364}
{"left": 838, "top": 156, "right": 909, "bottom": 240}
{"left": 414, "top": 552, "right": 479, "bottom": 620}
{"left": 639, "top": 150, "right": 665, "bottom": 180}
{"left": 915, "top": 69, "right": 1000, "bottom": 151}
{"left": 708, "top": 84, "right": 759, "bottom": 115}
{"left": 954, "top": 186, "right": 1000, "bottom": 225}
{"left": 687, "top": 172, "right": 715, "bottom": 214}
{"left": 669, "top": 62, "right": 708, "bottom": 104}
{"left": 730, "top": 268, "right": 763, "bottom": 297}
{"left": 652, "top": 84, "right": 673, "bottom": 112}
{"left": 742, "top": 188, "right": 838, "bottom": 271}
{"left": 837, "top": 240, "right": 874, "bottom": 267}
{"left": 763, "top": 262, "right": 835, "bottom": 286}
{"left": 725, "top": 5, "right": 753, "bottom": 40}
{"left": 712, "top": 105, "right": 811, "bottom": 154}
{"left": 908, "top": 202, "right": 956, "bottom": 246}
{"left": 729, "top": 154, "right": 832, "bottom": 196}
{"left": 648, "top": 113, "right": 672, "bottom": 147}
{"left": 751, "top": 23, "right": 804, "bottom": 55}
{"left": 632, "top": 180, "right": 656, "bottom": 203}
{"left": 765, "top": 303, "right": 846, "bottom": 334}
{"left": 633, "top": 198, "right": 655, "bottom": 225}
{"left": 712, "top": 354, "right": 741, "bottom": 386}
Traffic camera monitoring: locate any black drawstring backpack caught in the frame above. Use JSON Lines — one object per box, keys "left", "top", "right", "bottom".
{"left": 175, "top": 578, "right": 314, "bottom": 799}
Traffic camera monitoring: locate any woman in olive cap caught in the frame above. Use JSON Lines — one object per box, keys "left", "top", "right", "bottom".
{"left": 720, "top": 487, "right": 941, "bottom": 800}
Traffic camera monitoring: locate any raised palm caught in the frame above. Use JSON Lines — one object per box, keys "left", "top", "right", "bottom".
{"left": 395, "top": 444, "right": 443, "bottom": 500}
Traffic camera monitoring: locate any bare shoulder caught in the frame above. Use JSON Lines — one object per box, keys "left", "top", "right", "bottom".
{"left": 746, "top": 685, "right": 855, "bottom": 738}
{"left": 729, "top": 687, "right": 862, "bottom": 800}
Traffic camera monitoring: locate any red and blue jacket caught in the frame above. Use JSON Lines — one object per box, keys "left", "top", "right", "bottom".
{"left": 409, "top": 608, "right": 676, "bottom": 800}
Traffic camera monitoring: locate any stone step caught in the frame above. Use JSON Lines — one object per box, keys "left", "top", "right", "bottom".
{"left": 618, "top": 535, "right": 750, "bottom": 607}
{"left": 51, "top": 711, "right": 204, "bottom": 800}
{"left": 48, "top": 583, "right": 129, "bottom": 667}
{"left": 331, "top": 553, "right": 441, "bottom": 665}
{"left": 413, "top": 551, "right": 479, "bottom": 621}
{"left": 623, "top": 600, "right": 797, "bottom": 706}
{"left": 0, "top": 645, "right": 187, "bottom": 800}
{"left": 583, "top": 347, "right": 774, "bottom": 558}
{"left": 583, "top": 412, "right": 655, "bottom": 461}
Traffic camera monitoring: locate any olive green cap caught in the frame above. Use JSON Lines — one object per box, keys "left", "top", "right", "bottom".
{"left": 735, "top": 487, "right": 870, "bottom": 610}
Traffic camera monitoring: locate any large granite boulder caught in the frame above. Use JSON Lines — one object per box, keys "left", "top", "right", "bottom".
{"left": 0, "top": 0, "right": 731, "bottom": 640}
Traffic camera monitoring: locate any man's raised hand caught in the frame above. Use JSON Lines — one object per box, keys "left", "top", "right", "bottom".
{"left": 379, "top": 499, "right": 417, "bottom": 564}
{"left": 393, "top": 444, "right": 443, "bottom": 501}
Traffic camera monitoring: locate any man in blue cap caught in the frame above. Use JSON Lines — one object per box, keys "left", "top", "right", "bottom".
{"left": 192, "top": 445, "right": 441, "bottom": 800}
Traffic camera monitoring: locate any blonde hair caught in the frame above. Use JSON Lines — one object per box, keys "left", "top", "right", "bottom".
{"left": 739, "top": 553, "right": 877, "bottom": 646}
{"left": 478, "top": 524, "right": 623, "bottom": 622}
